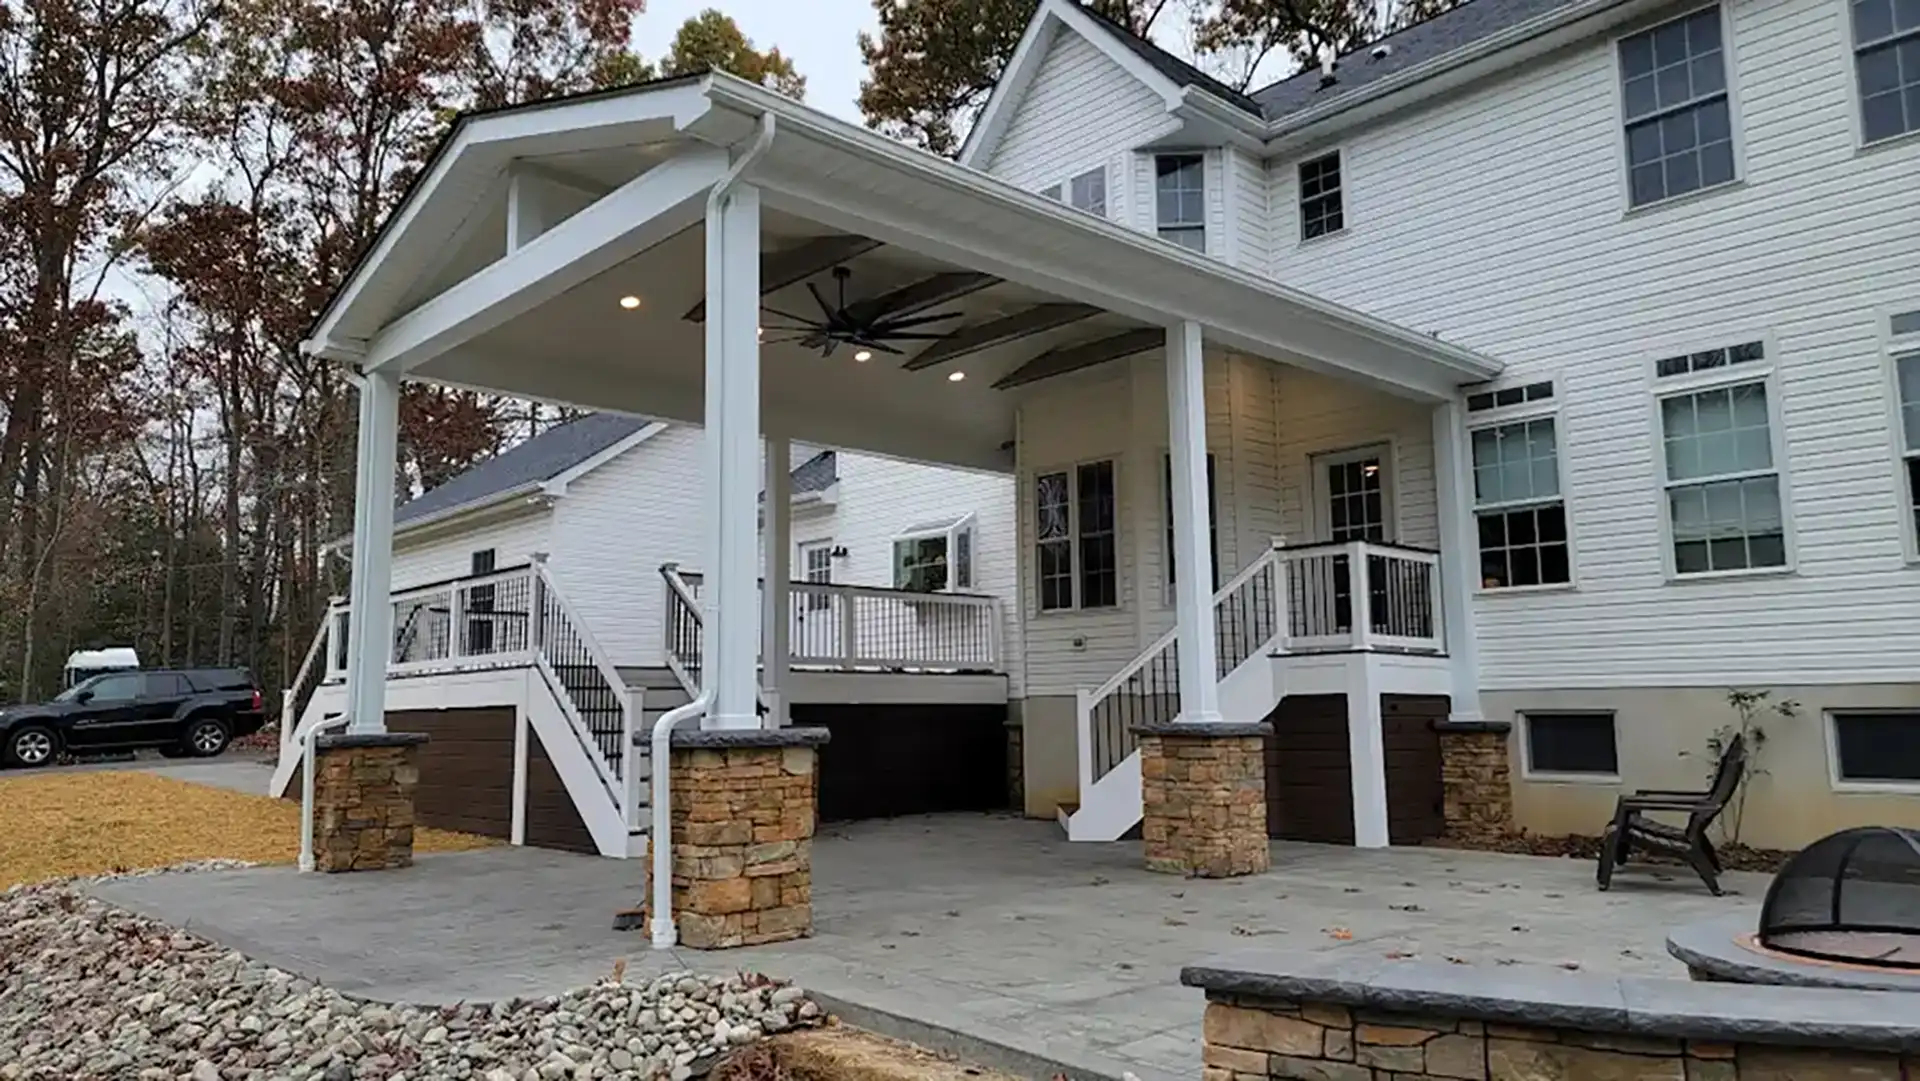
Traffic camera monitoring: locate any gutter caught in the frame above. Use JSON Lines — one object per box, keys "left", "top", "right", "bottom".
{"left": 698, "top": 77, "right": 1502, "bottom": 383}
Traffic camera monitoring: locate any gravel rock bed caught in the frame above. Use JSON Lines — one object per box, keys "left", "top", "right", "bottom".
{"left": 1, "top": 871, "right": 821, "bottom": 1080}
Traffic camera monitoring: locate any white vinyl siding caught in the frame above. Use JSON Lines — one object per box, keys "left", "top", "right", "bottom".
{"left": 390, "top": 511, "right": 553, "bottom": 593}
{"left": 984, "top": 26, "right": 1177, "bottom": 198}
{"left": 1266, "top": 0, "right": 1920, "bottom": 690}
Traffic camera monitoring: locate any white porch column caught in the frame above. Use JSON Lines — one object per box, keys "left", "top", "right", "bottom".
{"left": 762, "top": 436, "right": 792, "bottom": 726}
{"left": 1430, "top": 400, "right": 1485, "bottom": 721}
{"left": 703, "top": 181, "right": 763, "bottom": 730}
{"left": 343, "top": 369, "right": 401, "bottom": 735}
{"left": 1346, "top": 659, "right": 1391, "bottom": 848}
{"left": 1166, "top": 321, "right": 1221, "bottom": 724}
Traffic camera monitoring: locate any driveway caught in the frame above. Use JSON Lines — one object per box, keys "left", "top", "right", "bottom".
{"left": 19, "top": 750, "right": 274, "bottom": 794}
{"left": 88, "top": 814, "right": 1762, "bottom": 1081}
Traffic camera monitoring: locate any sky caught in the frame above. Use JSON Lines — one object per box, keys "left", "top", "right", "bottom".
{"left": 631, "top": 0, "right": 883, "bottom": 122}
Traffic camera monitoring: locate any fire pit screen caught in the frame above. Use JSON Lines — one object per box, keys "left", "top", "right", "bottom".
{"left": 1757, "top": 825, "right": 1920, "bottom": 968}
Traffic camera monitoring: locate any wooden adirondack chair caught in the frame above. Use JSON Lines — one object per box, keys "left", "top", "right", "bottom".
{"left": 1596, "top": 733, "right": 1747, "bottom": 896}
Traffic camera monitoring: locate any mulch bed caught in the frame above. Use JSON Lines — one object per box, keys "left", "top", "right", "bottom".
{"left": 1428, "top": 832, "right": 1793, "bottom": 874}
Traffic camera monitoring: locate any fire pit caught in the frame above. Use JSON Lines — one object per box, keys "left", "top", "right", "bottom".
{"left": 1667, "top": 826, "right": 1920, "bottom": 992}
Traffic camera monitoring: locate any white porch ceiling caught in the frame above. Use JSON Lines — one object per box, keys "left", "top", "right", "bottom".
{"left": 308, "top": 74, "right": 1505, "bottom": 473}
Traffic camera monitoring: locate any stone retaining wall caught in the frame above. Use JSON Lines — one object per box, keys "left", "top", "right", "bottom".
{"left": 1184, "top": 953, "right": 1920, "bottom": 1081}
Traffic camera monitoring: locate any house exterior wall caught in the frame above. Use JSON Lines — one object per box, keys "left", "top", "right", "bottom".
{"left": 986, "top": 24, "right": 1179, "bottom": 194}
{"left": 546, "top": 425, "right": 707, "bottom": 668}
{"left": 979, "top": 0, "right": 1920, "bottom": 844}
{"left": 390, "top": 508, "right": 554, "bottom": 590}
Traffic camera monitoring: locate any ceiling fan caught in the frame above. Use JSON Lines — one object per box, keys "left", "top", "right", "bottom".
{"left": 760, "top": 266, "right": 963, "bottom": 357}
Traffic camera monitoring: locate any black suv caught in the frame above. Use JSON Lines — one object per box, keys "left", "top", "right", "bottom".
{"left": 0, "top": 668, "right": 265, "bottom": 768}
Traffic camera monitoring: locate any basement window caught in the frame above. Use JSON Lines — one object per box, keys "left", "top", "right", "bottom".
{"left": 1830, "top": 712, "right": 1920, "bottom": 786}
{"left": 892, "top": 513, "right": 975, "bottom": 593}
{"left": 1523, "top": 711, "right": 1620, "bottom": 778}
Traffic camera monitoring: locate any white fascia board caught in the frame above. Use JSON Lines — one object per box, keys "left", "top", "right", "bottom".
{"left": 1257, "top": 0, "right": 1647, "bottom": 151}
{"left": 305, "top": 79, "right": 715, "bottom": 358}
{"left": 359, "top": 147, "right": 726, "bottom": 373}
{"left": 701, "top": 77, "right": 1502, "bottom": 391}
{"left": 1173, "top": 88, "right": 1269, "bottom": 152}
{"left": 959, "top": 0, "right": 1186, "bottom": 169}
{"left": 541, "top": 421, "right": 668, "bottom": 496}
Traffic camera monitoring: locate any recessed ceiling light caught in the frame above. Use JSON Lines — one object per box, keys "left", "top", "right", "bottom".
{"left": 854, "top": 350, "right": 872, "bottom": 362}
{"left": 619, "top": 295, "right": 641, "bottom": 310}
{"left": 948, "top": 371, "right": 966, "bottom": 382}
{"left": 757, "top": 326, "right": 764, "bottom": 339}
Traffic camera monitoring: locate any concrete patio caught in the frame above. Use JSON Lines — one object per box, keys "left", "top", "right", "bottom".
{"left": 87, "top": 814, "right": 1763, "bottom": 1081}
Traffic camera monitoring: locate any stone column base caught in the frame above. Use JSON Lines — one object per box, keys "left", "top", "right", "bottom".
{"left": 312, "top": 732, "right": 429, "bottom": 873}
{"left": 645, "top": 727, "right": 831, "bottom": 949}
{"left": 1138, "top": 722, "right": 1271, "bottom": 878}
{"left": 1435, "top": 719, "right": 1515, "bottom": 846}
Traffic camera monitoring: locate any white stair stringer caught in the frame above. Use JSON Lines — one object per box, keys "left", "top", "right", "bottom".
{"left": 525, "top": 667, "right": 632, "bottom": 858}
{"left": 1061, "top": 652, "right": 1282, "bottom": 841}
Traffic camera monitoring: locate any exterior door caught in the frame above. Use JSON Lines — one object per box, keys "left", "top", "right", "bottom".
{"left": 1312, "top": 446, "right": 1394, "bottom": 634}
{"left": 793, "top": 540, "right": 837, "bottom": 658}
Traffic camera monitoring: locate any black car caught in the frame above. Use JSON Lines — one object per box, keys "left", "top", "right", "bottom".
{"left": 0, "top": 668, "right": 266, "bottom": 768}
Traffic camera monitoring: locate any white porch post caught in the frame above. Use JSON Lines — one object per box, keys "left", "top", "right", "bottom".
{"left": 762, "top": 436, "right": 792, "bottom": 726}
{"left": 1166, "top": 321, "right": 1221, "bottom": 724}
{"left": 1431, "top": 400, "right": 1485, "bottom": 721}
{"left": 703, "top": 180, "right": 763, "bottom": 730}
{"left": 1346, "top": 658, "right": 1391, "bottom": 848}
{"left": 343, "top": 369, "right": 401, "bottom": 735}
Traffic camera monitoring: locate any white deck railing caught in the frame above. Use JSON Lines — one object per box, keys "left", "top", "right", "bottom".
{"left": 664, "top": 567, "right": 1004, "bottom": 690}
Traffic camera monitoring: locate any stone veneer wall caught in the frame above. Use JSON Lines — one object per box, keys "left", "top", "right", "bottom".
{"left": 1184, "top": 955, "right": 1920, "bottom": 1081}
{"left": 311, "top": 733, "right": 428, "bottom": 873}
{"left": 1138, "top": 722, "right": 1271, "bottom": 878}
{"left": 644, "top": 729, "right": 828, "bottom": 949}
{"left": 1435, "top": 721, "right": 1515, "bottom": 845}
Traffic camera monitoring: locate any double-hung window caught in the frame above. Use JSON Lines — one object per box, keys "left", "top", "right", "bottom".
{"left": 1468, "top": 381, "right": 1571, "bottom": 589}
{"left": 1618, "top": 7, "right": 1735, "bottom": 207}
{"left": 1887, "top": 310, "right": 1920, "bottom": 543}
{"left": 1154, "top": 154, "right": 1205, "bottom": 252}
{"left": 1041, "top": 166, "right": 1108, "bottom": 217}
{"left": 1654, "top": 341, "right": 1787, "bottom": 575}
{"left": 1852, "top": 0, "right": 1920, "bottom": 143}
{"left": 892, "top": 514, "right": 975, "bottom": 593}
{"left": 1035, "top": 461, "right": 1118, "bottom": 611}
{"left": 1298, "top": 151, "right": 1344, "bottom": 240}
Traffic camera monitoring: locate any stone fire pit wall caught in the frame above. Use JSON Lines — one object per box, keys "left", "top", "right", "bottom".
{"left": 312, "top": 731, "right": 429, "bottom": 873}
{"left": 1182, "top": 951, "right": 1920, "bottom": 1080}
{"left": 644, "top": 727, "right": 830, "bottom": 950}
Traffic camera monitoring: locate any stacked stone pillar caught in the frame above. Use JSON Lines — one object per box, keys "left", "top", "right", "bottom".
{"left": 1434, "top": 719, "right": 1515, "bottom": 846}
{"left": 645, "top": 728, "right": 830, "bottom": 949}
{"left": 1138, "top": 721, "right": 1272, "bottom": 878}
{"left": 311, "top": 732, "right": 429, "bottom": 873}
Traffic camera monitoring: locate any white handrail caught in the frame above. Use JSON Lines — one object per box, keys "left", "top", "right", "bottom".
{"left": 533, "top": 558, "right": 633, "bottom": 723}
{"left": 1087, "top": 540, "right": 1287, "bottom": 703}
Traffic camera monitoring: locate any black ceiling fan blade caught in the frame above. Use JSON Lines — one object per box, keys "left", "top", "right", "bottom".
{"left": 854, "top": 340, "right": 906, "bottom": 355}
{"left": 761, "top": 322, "right": 821, "bottom": 333}
{"left": 870, "top": 331, "right": 956, "bottom": 340}
{"left": 762, "top": 333, "right": 815, "bottom": 345}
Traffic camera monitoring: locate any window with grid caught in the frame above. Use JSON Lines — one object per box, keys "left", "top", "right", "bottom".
{"left": 1155, "top": 154, "right": 1205, "bottom": 252}
{"left": 1852, "top": 0, "right": 1920, "bottom": 143}
{"left": 1658, "top": 367, "right": 1786, "bottom": 574}
{"left": 1890, "top": 312, "right": 1920, "bottom": 540}
{"left": 1524, "top": 712, "right": 1620, "bottom": 776}
{"left": 1471, "top": 416, "right": 1571, "bottom": 588}
{"left": 1069, "top": 167, "right": 1106, "bottom": 216}
{"left": 1619, "top": 7, "right": 1735, "bottom": 207}
{"left": 1830, "top": 712, "right": 1920, "bottom": 783}
{"left": 1162, "top": 453, "right": 1219, "bottom": 591}
{"left": 1298, "top": 152, "right": 1344, "bottom": 240}
{"left": 1035, "top": 461, "right": 1118, "bottom": 611}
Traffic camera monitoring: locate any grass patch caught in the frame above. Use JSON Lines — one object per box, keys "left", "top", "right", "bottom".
{"left": 0, "top": 768, "right": 494, "bottom": 889}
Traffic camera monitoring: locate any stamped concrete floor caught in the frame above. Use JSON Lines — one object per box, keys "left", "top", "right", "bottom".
{"left": 88, "top": 814, "right": 1762, "bottom": 1081}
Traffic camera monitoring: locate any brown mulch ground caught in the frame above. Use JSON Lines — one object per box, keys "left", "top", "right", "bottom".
{"left": 1428, "top": 832, "right": 1792, "bottom": 873}
{"left": 0, "top": 769, "right": 494, "bottom": 889}
{"left": 738, "top": 1026, "right": 1026, "bottom": 1081}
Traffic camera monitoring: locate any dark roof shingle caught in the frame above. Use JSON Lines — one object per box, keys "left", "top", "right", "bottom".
{"left": 396, "top": 413, "right": 650, "bottom": 526}
{"left": 1074, "top": 6, "right": 1264, "bottom": 115}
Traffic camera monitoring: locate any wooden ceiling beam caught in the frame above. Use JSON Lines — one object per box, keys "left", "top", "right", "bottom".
{"left": 683, "top": 234, "right": 883, "bottom": 321}
{"left": 903, "top": 303, "right": 1100, "bottom": 371}
{"left": 843, "top": 272, "right": 998, "bottom": 325}
{"left": 991, "top": 327, "right": 1163, "bottom": 390}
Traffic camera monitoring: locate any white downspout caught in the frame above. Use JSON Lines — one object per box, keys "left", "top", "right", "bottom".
{"left": 652, "top": 113, "right": 776, "bottom": 951}
{"left": 298, "top": 715, "right": 352, "bottom": 872}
